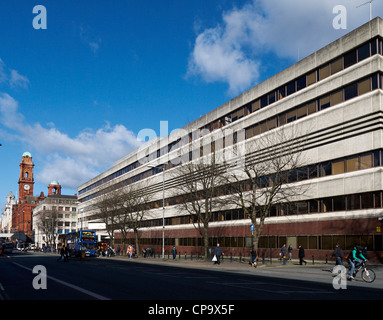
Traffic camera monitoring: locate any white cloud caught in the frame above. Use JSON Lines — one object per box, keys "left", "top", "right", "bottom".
{"left": 37, "top": 156, "right": 100, "bottom": 190}
{"left": 79, "top": 24, "right": 101, "bottom": 54}
{"left": 9, "top": 70, "right": 30, "bottom": 89}
{"left": 0, "top": 92, "right": 142, "bottom": 189}
{"left": 188, "top": 0, "right": 383, "bottom": 95}
{"left": 0, "top": 59, "right": 30, "bottom": 89}
{"left": 187, "top": 3, "right": 260, "bottom": 95}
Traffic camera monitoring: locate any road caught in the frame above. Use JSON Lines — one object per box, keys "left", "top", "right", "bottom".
{"left": 1, "top": 252, "right": 382, "bottom": 315}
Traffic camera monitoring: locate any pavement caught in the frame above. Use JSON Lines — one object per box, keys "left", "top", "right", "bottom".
{"left": 103, "top": 254, "right": 383, "bottom": 289}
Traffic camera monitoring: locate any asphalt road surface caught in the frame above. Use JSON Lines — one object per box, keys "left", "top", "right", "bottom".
{"left": 1, "top": 252, "right": 382, "bottom": 316}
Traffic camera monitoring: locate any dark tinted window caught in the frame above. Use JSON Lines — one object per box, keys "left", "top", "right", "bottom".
{"left": 344, "top": 82, "right": 358, "bottom": 100}
{"left": 286, "top": 81, "right": 296, "bottom": 96}
{"left": 320, "top": 161, "right": 331, "bottom": 176}
{"left": 372, "top": 74, "right": 378, "bottom": 90}
{"left": 344, "top": 49, "right": 357, "bottom": 68}
{"left": 357, "top": 42, "right": 370, "bottom": 62}
{"left": 371, "top": 39, "right": 377, "bottom": 55}
{"left": 268, "top": 91, "right": 276, "bottom": 104}
{"left": 296, "top": 76, "right": 306, "bottom": 91}
{"left": 261, "top": 95, "right": 268, "bottom": 108}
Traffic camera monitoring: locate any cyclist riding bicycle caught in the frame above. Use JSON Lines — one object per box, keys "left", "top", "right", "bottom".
{"left": 347, "top": 245, "right": 367, "bottom": 280}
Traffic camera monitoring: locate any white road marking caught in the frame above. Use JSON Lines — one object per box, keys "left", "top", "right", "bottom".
{"left": 12, "top": 262, "right": 111, "bottom": 300}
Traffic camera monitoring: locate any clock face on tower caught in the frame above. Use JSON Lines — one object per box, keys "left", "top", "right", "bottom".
{"left": 24, "top": 184, "right": 30, "bottom": 190}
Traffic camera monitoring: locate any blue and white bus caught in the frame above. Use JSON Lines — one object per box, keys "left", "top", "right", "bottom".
{"left": 65, "top": 230, "right": 97, "bottom": 257}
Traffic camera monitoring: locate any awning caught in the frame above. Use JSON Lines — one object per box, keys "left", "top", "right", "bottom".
{"left": 11, "top": 233, "right": 32, "bottom": 242}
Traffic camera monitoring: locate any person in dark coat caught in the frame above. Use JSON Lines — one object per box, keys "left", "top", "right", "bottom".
{"left": 64, "top": 246, "right": 69, "bottom": 262}
{"left": 172, "top": 246, "right": 177, "bottom": 260}
{"left": 280, "top": 244, "right": 287, "bottom": 265}
{"left": 332, "top": 243, "right": 344, "bottom": 266}
{"left": 250, "top": 249, "right": 258, "bottom": 267}
{"left": 298, "top": 245, "right": 306, "bottom": 265}
{"left": 57, "top": 246, "right": 65, "bottom": 261}
{"left": 213, "top": 243, "right": 223, "bottom": 265}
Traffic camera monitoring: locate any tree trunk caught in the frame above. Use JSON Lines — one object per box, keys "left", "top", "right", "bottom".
{"left": 134, "top": 230, "right": 140, "bottom": 257}
{"left": 203, "top": 226, "right": 209, "bottom": 261}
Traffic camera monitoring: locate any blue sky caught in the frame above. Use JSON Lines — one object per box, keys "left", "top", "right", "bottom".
{"left": 0, "top": 0, "right": 381, "bottom": 212}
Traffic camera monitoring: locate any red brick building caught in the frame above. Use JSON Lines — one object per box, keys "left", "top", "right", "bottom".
{"left": 12, "top": 152, "right": 44, "bottom": 239}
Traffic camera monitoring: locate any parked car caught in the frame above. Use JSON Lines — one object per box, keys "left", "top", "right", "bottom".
{"left": 3, "top": 242, "right": 14, "bottom": 254}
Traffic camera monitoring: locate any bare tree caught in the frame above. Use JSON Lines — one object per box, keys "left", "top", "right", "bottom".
{"left": 225, "top": 128, "right": 308, "bottom": 251}
{"left": 116, "top": 183, "right": 151, "bottom": 256}
{"left": 90, "top": 186, "right": 121, "bottom": 247}
{"left": 172, "top": 150, "right": 228, "bottom": 260}
{"left": 37, "top": 209, "right": 59, "bottom": 249}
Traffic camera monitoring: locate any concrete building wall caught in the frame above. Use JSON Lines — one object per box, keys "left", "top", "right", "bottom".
{"left": 78, "top": 18, "right": 383, "bottom": 261}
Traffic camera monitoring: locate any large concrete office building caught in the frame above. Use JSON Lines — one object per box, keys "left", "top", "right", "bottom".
{"left": 78, "top": 18, "right": 383, "bottom": 261}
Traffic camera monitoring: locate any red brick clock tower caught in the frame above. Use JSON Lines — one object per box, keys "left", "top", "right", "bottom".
{"left": 18, "top": 152, "right": 34, "bottom": 202}
{"left": 12, "top": 152, "right": 41, "bottom": 238}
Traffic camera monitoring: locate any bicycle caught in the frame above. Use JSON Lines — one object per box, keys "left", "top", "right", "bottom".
{"left": 348, "top": 260, "right": 376, "bottom": 283}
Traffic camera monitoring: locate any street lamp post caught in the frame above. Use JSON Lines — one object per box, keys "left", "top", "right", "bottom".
{"left": 148, "top": 164, "right": 165, "bottom": 259}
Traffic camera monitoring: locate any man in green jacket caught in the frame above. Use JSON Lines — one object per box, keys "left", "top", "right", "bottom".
{"left": 348, "top": 246, "right": 366, "bottom": 280}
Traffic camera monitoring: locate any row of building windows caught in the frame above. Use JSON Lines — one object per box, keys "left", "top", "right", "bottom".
{"left": 42, "top": 206, "right": 76, "bottom": 212}
{"left": 57, "top": 222, "right": 76, "bottom": 227}
{"left": 79, "top": 39, "right": 383, "bottom": 198}
{"left": 132, "top": 234, "right": 383, "bottom": 252}
{"left": 56, "top": 213, "right": 77, "bottom": 219}
{"left": 246, "top": 73, "right": 381, "bottom": 138}
{"left": 48, "top": 199, "right": 77, "bottom": 204}
{"left": 202, "top": 38, "right": 382, "bottom": 130}
{"left": 138, "top": 190, "right": 383, "bottom": 228}
{"left": 58, "top": 229, "right": 76, "bottom": 234}
{"left": 143, "top": 149, "right": 382, "bottom": 212}
{"left": 82, "top": 147, "right": 382, "bottom": 214}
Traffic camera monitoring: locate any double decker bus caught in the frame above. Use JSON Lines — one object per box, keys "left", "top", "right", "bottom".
{"left": 65, "top": 230, "right": 97, "bottom": 257}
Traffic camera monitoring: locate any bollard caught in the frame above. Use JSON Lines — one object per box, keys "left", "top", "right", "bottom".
{"left": 185, "top": 251, "right": 187, "bottom": 260}
{"left": 230, "top": 253, "right": 233, "bottom": 262}
{"left": 312, "top": 255, "right": 314, "bottom": 264}
{"left": 239, "top": 252, "right": 242, "bottom": 263}
{"left": 262, "top": 251, "right": 265, "bottom": 264}
{"left": 325, "top": 254, "right": 328, "bottom": 264}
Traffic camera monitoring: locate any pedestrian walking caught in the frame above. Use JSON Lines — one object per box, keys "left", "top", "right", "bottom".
{"left": 280, "top": 244, "right": 287, "bottom": 265}
{"left": 288, "top": 244, "right": 293, "bottom": 261}
{"left": 128, "top": 245, "right": 133, "bottom": 259}
{"left": 332, "top": 243, "right": 344, "bottom": 266}
{"left": 64, "top": 246, "right": 69, "bottom": 262}
{"left": 213, "top": 243, "right": 223, "bottom": 265}
{"left": 57, "top": 246, "right": 64, "bottom": 261}
{"left": 117, "top": 245, "right": 121, "bottom": 256}
{"left": 250, "top": 248, "right": 258, "bottom": 267}
{"left": 172, "top": 246, "right": 177, "bottom": 260}
{"left": 298, "top": 245, "right": 307, "bottom": 265}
